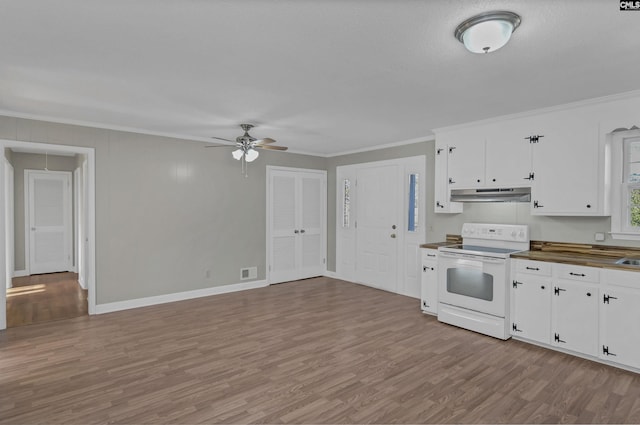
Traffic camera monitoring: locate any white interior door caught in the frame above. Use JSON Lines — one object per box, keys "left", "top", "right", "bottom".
{"left": 269, "top": 171, "right": 299, "bottom": 283}
{"left": 27, "top": 170, "right": 72, "bottom": 275}
{"left": 299, "top": 173, "right": 324, "bottom": 278}
{"left": 355, "top": 164, "right": 400, "bottom": 292}
{"left": 268, "top": 167, "right": 326, "bottom": 284}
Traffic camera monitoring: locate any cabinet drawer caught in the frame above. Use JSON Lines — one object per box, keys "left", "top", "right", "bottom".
{"left": 421, "top": 249, "right": 438, "bottom": 262}
{"left": 556, "top": 264, "right": 599, "bottom": 283}
{"left": 602, "top": 268, "right": 640, "bottom": 289}
{"left": 514, "top": 260, "right": 552, "bottom": 276}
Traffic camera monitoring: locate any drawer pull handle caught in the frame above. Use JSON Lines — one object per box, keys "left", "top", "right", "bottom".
{"left": 526, "top": 267, "right": 539, "bottom": 271}
{"left": 569, "top": 272, "right": 586, "bottom": 277}
{"left": 427, "top": 254, "right": 436, "bottom": 257}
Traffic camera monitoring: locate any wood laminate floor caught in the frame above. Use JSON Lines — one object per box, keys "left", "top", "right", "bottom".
{"left": 1, "top": 277, "right": 640, "bottom": 424}
{"left": 6, "top": 272, "right": 87, "bottom": 328}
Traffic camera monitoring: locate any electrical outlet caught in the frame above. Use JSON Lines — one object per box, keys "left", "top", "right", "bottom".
{"left": 595, "top": 232, "right": 605, "bottom": 242}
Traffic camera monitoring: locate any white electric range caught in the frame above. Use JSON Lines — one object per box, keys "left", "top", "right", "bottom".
{"left": 437, "top": 223, "right": 530, "bottom": 340}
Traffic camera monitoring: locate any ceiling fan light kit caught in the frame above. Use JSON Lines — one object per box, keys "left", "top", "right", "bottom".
{"left": 208, "top": 123, "right": 287, "bottom": 177}
{"left": 455, "top": 11, "right": 521, "bottom": 54}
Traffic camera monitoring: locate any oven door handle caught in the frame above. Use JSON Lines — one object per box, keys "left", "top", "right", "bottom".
{"left": 438, "top": 252, "right": 506, "bottom": 264}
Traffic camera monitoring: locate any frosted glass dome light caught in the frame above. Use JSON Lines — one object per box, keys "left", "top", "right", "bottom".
{"left": 455, "top": 11, "right": 521, "bottom": 54}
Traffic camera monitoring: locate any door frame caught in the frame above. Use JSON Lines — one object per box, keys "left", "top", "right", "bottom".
{"left": 336, "top": 155, "right": 426, "bottom": 297}
{"left": 24, "top": 169, "right": 73, "bottom": 275}
{"left": 0, "top": 140, "right": 97, "bottom": 330}
{"left": 3, "top": 158, "right": 13, "bottom": 291}
{"left": 266, "top": 166, "right": 327, "bottom": 284}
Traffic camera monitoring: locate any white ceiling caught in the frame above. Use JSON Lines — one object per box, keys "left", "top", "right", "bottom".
{"left": 1, "top": 0, "right": 639, "bottom": 156}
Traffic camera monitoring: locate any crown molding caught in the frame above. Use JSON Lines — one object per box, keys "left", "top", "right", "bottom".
{"left": 325, "top": 135, "right": 434, "bottom": 158}
{"left": 433, "top": 89, "right": 640, "bottom": 134}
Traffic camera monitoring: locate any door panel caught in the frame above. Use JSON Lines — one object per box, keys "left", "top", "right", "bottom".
{"left": 28, "top": 171, "right": 72, "bottom": 274}
{"left": 356, "top": 165, "right": 398, "bottom": 292}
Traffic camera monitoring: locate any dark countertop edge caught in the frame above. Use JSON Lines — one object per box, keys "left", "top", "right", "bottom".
{"left": 511, "top": 251, "right": 640, "bottom": 272}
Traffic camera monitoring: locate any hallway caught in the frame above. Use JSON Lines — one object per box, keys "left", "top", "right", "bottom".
{"left": 6, "top": 272, "right": 87, "bottom": 327}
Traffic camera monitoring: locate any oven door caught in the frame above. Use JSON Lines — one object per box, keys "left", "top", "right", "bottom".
{"left": 438, "top": 251, "right": 508, "bottom": 317}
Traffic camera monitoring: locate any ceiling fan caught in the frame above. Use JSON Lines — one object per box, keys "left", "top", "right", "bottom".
{"left": 207, "top": 123, "right": 288, "bottom": 176}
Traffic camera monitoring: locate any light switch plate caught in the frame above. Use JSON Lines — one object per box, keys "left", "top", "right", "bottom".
{"left": 595, "top": 232, "right": 605, "bottom": 242}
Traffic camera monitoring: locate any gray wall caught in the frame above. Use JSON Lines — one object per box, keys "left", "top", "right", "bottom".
{"left": 0, "top": 115, "right": 326, "bottom": 304}
{"left": 11, "top": 152, "right": 78, "bottom": 270}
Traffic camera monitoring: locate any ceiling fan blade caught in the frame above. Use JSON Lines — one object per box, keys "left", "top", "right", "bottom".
{"left": 204, "top": 144, "right": 233, "bottom": 148}
{"left": 211, "top": 136, "right": 234, "bottom": 142}
{"left": 258, "top": 145, "right": 288, "bottom": 151}
{"left": 254, "top": 137, "right": 276, "bottom": 145}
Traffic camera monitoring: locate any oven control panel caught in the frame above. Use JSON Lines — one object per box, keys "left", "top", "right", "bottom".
{"left": 461, "top": 223, "right": 529, "bottom": 242}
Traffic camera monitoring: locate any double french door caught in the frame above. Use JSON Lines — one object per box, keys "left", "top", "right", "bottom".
{"left": 268, "top": 167, "right": 326, "bottom": 284}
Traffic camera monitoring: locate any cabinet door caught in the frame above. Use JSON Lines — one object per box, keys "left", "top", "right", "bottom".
{"left": 600, "top": 286, "right": 640, "bottom": 369}
{"left": 551, "top": 280, "right": 599, "bottom": 356}
{"left": 511, "top": 275, "right": 551, "bottom": 344}
{"left": 447, "top": 137, "right": 486, "bottom": 189}
{"left": 531, "top": 112, "right": 601, "bottom": 215}
{"left": 434, "top": 142, "right": 462, "bottom": 213}
{"left": 421, "top": 251, "right": 438, "bottom": 314}
{"left": 485, "top": 120, "right": 533, "bottom": 187}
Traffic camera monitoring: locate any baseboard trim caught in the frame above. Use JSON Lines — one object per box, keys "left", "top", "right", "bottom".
{"left": 323, "top": 271, "right": 338, "bottom": 279}
{"left": 94, "top": 279, "right": 269, "bottom": 315}
{"left": 78, "top": 275, "right": 87, "bottom": 290}
{"left": 13, "top": 270, "right": 28, "bottom": 277}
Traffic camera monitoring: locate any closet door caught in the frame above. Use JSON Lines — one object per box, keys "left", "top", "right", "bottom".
{"left": 268, "top": 168, "right": 326, "bottom": 284}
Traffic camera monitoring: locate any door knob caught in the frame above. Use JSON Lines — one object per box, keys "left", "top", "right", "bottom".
{"left": 391, "top": 224, "right": 396, "bottom": 229}
{"left": 300, "top": 229, "right": 305, "bottom": 234}
{"left": 31, "top": 227, "right": 36, "bottom": 231}
{"left": 294, "top": 229, "right": 299, "bottom": 234}
{"left": 390, "top": 234, "right": 396, "bottom": 238}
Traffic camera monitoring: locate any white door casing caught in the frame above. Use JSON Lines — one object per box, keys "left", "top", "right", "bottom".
{"left": 336, "top": 155, "right": 426, "bottom": 298}
{"left": 0, "top": 140, "right": 97, "bottom": 330}
{"left": 4, "top": 159, "right": 14, "bottom": 289}
{"left": 26, "top": 170, "right": 72, "bottom": 275}
{"left": 267, "top": 167, "right": 326, "bottom": 284}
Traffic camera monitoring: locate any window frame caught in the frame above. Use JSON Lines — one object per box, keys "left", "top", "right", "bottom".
{"left": 610, "top": 129, "right": 640, "bottom": 240}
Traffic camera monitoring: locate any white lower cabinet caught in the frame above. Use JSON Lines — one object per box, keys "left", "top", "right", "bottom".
{"left": 511, "top": 269, "right": 551, "bottom": 344}
{"left": 511, "top": 259, "right": 640, "bottom": 372}
{"left": 551, "top": 279, "right": 599, "bottom": 356}
{"left": 420, "top": 248, "right": 438, "bottom": 314}
{"left": 600, "top": 269, "right": 640, "bottom": 369}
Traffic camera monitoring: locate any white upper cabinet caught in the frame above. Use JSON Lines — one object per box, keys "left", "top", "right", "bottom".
{"left": 530, "top": 110, "right": 605, "bottom": 216}
{"left": 484, "top": 118, "right": 534, "bottom": 188}
{"left": 434, "top": 139, "right": 463, "bottom": 213}
{"left": 445, "top": 129, "right": 486, "bottom": 189}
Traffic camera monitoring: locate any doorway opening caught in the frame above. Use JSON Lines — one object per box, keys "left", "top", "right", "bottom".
{"left": 1, "top": 140, "right": 96, "bottom": 330}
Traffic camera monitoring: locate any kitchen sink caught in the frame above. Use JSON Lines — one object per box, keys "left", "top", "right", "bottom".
{"left": 615, "top": 258, "right": 640, "bottom": 266}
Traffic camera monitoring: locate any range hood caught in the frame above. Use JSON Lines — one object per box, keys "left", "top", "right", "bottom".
{"left": 450, "top": 187, "right": 531, "bottom": 203}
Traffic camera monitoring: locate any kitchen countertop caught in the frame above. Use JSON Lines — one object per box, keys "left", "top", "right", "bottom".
{"left": 420, "top": 234, "right": 461, "bottom": 250}
{"left": 511, "top": 241, "right": 640, "bottom": 272}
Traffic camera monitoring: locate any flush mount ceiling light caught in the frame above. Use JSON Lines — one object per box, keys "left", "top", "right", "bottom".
{"left": 455, "top": 11, "right": 521, "bottom": 54}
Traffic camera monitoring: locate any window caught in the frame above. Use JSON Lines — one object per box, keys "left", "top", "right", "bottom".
{"left": 622, "top": 138, "right": 640, "bottom": 232}
{"left": 610, "top": 130, "right": 640, "bottom": 240}
{"left": 408, "top": 173, "right": 419, "bottom": 232}
{"left": 342, "top": 179, "right": 351, "bottom": 228}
